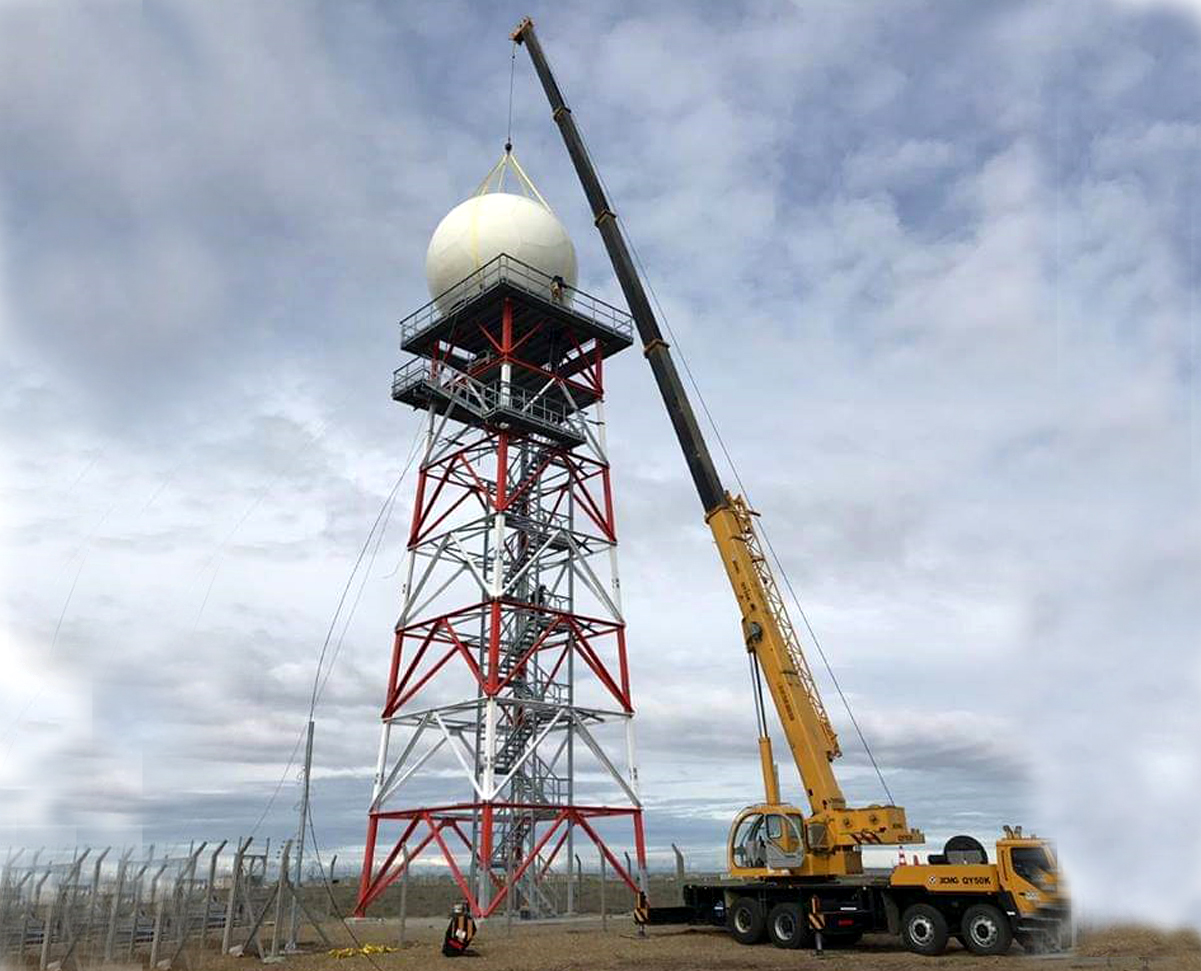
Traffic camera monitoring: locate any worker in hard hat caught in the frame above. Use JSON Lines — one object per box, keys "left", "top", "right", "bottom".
{"left": 441, "top": 902, "right": 477, "bottom": 957}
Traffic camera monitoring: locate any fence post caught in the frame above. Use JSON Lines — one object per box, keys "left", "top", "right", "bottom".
{"left": 200, "top": 840, "right": 227, "bottom": 956}
{"left": 104, "top": 850, "right": 133, "bottom": 964}
{"left": 31, "top": 862, "right": 47, "bottom": 914}
{"left": 13, "top": 869, "right": 33, "bottom": 958}
{"left": 398, "top": 847, "right": 410, "bottom": 948}
{"left": 127, "top": 864, "right": 149, "bottom": 962}
{"left": 599, "top": 853, "right": 608, "bottom": 932}
{"left": 565, "top": 847, "right": 573, "bottom": 915}
{"left": 148, "top": 895, "right": 166, "bottom": 970}
{"left": 57, "top": 849, "right": 88, "bottom": 962}
{"left": 149, "top": 863, "right": 168, "bottom": 908}
{"left": 671, "top": 844, "right": 684, "bottom": 883}
{"left": 85, "top": 847, "right": 111, "bottom": 963}
{"left": 176, "top": 844, "right": 205, "bottom": 958}
{"left": 222, "top": 839, "right": 250, "bottom": 955}
{"left": 0, "top": 848, "right": 18, "bottom": 889}
{"left": 169, "top": 844, "right": 206, "bottom": 967}
{"left": 574, "top": 855, "right": 582, "bottom": 912}
{"left": 505, "top": 853, "right": 514, "bottom": 936}
{"left": 68, "top": 848, "right": 90, "bottom": 934}
{"left": 0, "top": 851, "right": 14, "bottom": 966}
{"left": 39, "top": 886, "right": 58, "bottom": 971}
{"left": 269, "top": 841, "right": 292, "bottom": 960}
{"left": 26, "top": 868, "right": 50, "bottom": 961}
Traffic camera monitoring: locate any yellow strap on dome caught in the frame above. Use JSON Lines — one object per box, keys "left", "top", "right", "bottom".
{"left": 473, "top": 150, "right": 553, "bottom": 212}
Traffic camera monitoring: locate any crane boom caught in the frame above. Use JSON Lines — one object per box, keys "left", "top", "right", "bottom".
{"left": 510, "top": 20, "right": 724, "bottom": 517}
{"left": 513, "top": 17, "right": 921, "bottom": 874}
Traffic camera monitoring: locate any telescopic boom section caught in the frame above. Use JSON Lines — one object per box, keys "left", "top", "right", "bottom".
{"left": 510, "top": 19, "right": 724, "bottom": 517}
{"left": 510, "top": 18, "right": 854, "bottom": 818}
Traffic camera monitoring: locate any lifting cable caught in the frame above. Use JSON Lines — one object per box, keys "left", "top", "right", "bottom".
{"left": 248, "top": 423, "right": 424, "bottom": 839}
{"left": 629, "top": 232, "right": 895, "bottom": 807}
{"left": 305, "top": 802, "right": 389, "bottom": 971}
{"left": 505, "top": 41, "right": 517, "bottom": 154}
{"left": 308, "top": 424, "right": 424, "bottom": 717}
{"left": 580, "top": 150, "right": 897, "bottom": 807}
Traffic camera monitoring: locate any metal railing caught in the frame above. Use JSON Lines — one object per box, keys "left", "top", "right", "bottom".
{"left": 392, "top": 358, "right": 586, "bottom": 440}
{"left": 392, "top": 357, "right": 490, "bottom": 412}
{"left": 399, "top": 253, "right": 633, "bottom": 349}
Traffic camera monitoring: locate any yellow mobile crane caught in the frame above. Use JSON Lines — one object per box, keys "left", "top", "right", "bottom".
{"left": 512, "top": 18, "right": 1068, "bottom": 956}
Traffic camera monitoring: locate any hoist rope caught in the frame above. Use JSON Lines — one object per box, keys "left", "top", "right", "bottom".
{"left": 625, "top": 231, "right": 896, "bottom": 807}
{"left": 505, "top": 41, "right": 517, "bottom": 154}
{"left": 630, "top": 238, "right": 895, "bottom": 806}
{"left": 574, "top": 137, "right": 897, "bottom": 806}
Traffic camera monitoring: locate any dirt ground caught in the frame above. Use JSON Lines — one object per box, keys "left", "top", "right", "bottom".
{"left": 191, "top": 917, "right": 1201, "bottom": 971}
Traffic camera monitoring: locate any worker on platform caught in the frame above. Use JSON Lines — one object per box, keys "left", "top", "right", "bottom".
{"left": 441, "top": 902, "right": 477, "bottom": 957}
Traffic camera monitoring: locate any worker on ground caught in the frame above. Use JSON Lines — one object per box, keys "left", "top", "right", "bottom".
{"left": 441, "top": 902, "right": 476, "bottom": 957}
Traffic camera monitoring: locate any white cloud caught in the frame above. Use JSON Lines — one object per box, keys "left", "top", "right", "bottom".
{"left": 1114, "top": 0, "right": 1201, "bottom": 20}
{"left": 1, "top": 0, "right": 1198, "bottom": 929}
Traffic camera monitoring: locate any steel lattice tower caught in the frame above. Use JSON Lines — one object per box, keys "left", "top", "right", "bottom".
{"left": 355, "top": 255, "right": 647, "bottom": 918}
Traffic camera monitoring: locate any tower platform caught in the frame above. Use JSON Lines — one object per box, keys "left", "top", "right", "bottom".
{"left": 401, "top": 255, "right": 632, "bottom": 368}
{"left": 391, "top": 254, "right": 634, "bottom": 442}
{"left": 391, "top": 357, "right": 587, "bottom": 448}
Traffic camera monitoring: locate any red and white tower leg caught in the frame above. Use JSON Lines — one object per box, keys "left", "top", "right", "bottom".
{"left": 355, "top": 257, "right": 646, "bottom": 918}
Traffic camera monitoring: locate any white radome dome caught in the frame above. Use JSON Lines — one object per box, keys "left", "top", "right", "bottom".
{"left": 425, "top": 192, "right": 578, "bottom": 313}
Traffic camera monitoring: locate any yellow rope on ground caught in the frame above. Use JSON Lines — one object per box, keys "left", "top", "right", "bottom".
{"left": 328, "top": 943, "right": 398, "bottom": 959}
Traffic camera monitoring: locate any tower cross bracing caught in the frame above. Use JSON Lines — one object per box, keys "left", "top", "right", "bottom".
{"left": 355, "top": 254, "right": 647, "bottom": 918}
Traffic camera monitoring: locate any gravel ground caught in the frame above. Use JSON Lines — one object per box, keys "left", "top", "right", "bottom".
{"left": 172, "top": 918, "right": 1201, "bottom": 971}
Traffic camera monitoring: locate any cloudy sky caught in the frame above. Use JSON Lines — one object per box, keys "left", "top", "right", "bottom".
{"left": 1, "top": 0, "right": 1198, "bottom": 928}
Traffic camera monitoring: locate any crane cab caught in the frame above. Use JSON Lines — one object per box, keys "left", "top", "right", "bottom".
{"left": 727, "top": 804, "right": 808, "bottom": 878}
{"left": 996, "top": 830, "right": 1069, "bottom": 944}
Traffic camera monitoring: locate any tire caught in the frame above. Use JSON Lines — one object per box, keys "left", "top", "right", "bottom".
{"left": 901, "top": 903, "right": 949, "bottom": 956}
{"left": 728, "top": 896, "right": 766, "bottom": 945}
{"left": 766, "top": 902, "right": 810, "bottom": 949}
{"left": 961, "top": 903, "right": 1013, "bottom": 955}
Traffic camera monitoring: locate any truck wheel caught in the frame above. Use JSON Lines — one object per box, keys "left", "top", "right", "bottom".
{"left": 901, "top": 903, "right": 949, "bottom": 956}
{"left": 728, "top": 897, "right": 766, "bottom": 945}
{"left": 961, "top": 904, "right": 1013, "bottom": 955}
{"left": 766, "top": 902, "right": 810, "bottom": 949}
